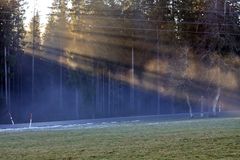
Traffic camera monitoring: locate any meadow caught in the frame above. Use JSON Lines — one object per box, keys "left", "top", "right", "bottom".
{"left": 0, "top": 117, "right": 239, "bottom": 160}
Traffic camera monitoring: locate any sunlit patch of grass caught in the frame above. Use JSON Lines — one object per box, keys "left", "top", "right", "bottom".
{"left": 0, "top": 118, "right": 240, "bottom": 160}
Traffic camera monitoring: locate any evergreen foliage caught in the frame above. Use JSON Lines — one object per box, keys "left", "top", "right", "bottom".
{"left": 0, "top": 0, "right": 25, "bottom": 110}
{"left": 25, "top": 11, "right": 41, "bottom": 50}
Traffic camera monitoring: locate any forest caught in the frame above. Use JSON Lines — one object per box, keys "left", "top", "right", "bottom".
{"left": 0, "top": 0, "right": 240, "bottom": 124}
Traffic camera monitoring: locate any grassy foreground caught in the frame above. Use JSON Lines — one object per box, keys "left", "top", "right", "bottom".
{"left": 0, "top": 118, "right": 240, "bottom": 160}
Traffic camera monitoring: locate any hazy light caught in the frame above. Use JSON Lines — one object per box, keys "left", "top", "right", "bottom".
{"left": 24, "top": 0, "right": 53, "bottom": 33}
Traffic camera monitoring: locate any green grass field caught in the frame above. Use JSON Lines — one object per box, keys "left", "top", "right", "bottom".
{"left": 0, "top": 118, "right": 240, "bottom": 160}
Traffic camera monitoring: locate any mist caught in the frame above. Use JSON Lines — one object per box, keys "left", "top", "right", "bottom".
{"left": 1, "top": 0, "right": 240, "bottom": 124}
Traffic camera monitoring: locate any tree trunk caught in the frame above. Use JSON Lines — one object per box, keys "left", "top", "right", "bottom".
{"left": 32, "top": 4, "right": 36, "bottom": 109}
{"left": 171, "top": 94, "right": 175, "bottom": 114}
{"left": 212, "top": 88, "right": 221, "bottom": 116}
{"left": 5, "top": 47, "right": 14, "bottom": 125}
{"left": 108, "top": 70, "right": 111, "bottom": 116}
{"left": 8, "top": 112, "right": 14, "bottom": 125}
{"left": 218, "top": 101, "right": 223, "bottom": 113}
{"left": 156, "top": 26, "right": 160, "bottom": 115}
{"left": 59, "top": 60, "right": 63, "bottom": 109}
{"left": 200, "top": 96, "right": 204, "bottom": 117}
{"left": 131, "top": 47, "right": 135, "bottom": 110}
{"left": 92, "top": 74, "right": 96, "bottom": 119}
{"left": 32, "top": 44, "right": 35, "bottom": 108}
{"left": 186, "top": 94, "right": 193, "bottom": 118}
{"left": 4, "top": 46, "right": 8, "bottom": 107}
{"left": 95, "top": 71, "right": 99, "bottom": 118}
{"left": 75, "top": 88, "right": 79, "bottom": 119}
{"left": 102, "top": 70, "right": 105, "bottom": 114}
{"left": 7, "top": 47, "right": 11, "bottom": 110}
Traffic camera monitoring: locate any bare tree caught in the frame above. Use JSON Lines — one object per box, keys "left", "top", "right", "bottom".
{"left": 212, "top": 88, "right": 221, "bottom": 116}
{"left": 186, "top": 94, "right": 193, "bottom": 118}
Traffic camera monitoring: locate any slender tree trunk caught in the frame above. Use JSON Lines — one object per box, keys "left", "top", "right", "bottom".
{"left": 75, "top": 87, "right": 79, "bottom": 119}
{"left": 102, "top": 70, "right": 105, "bottom": 114}
{"left": 186, "top": 94, "right": 193, "bottom": 118}
{"left": 8, "top": 65, "right": 11, "bottom": 111}
{"left": 171, "top": 94, "right": 175, "bottom": 114}
{"left": 32, "top": 2, "right": 36, "bottom": 109}
{"left": 92, "top": 73, "right": 96, "bottom": 119}
{"left": 116, "top": 75, "right": 120, "bottom": 114}
{"left": 29, "top": 113, "right": 32, "bottom": 128}
{"left": 212, "top": 88, "right": 221, "bottom": 116}
{"left": 8, "top": 112, "right": 14, "bottom": 125}
{"left": 112, "top": 78, "right": 115, "bottom": 115}
{"left": 4, "top": 46, "right": 8, "bottom": 107}
{"left": 200, "top": 96, "right": 204, "bottom": 117}
{"left": 20, "top": 55, "right": 23, "bottom": 108}
{"left": 120, "top": 71, "right": 123, "bottom": 114}
{"left": 95, "top": 71, "right": 99, "bottom": 118}
{"left": 156, "top": 26, "right": 160, "bottom": 115}
{"left": 131, "top": 47, "right": 135, "bottom": 110}
{"left": 108, "top": 70, "right": 111, "bottom": 116}
{"left": 218, "top": 101, "right": 222, "bottom": 113}
{"left": 5, "top": 47, "right": 14, "bottom": 125}
{"left": 32, "top": 44, "right": 35, "bottom": 108}
{"left": 59, "top": 59, "right": 63, "bottom": 109}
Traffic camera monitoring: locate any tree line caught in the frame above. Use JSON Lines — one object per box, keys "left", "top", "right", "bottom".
{"left": 0, "top": 0, "right": 240, "bottom": 122}
{"left": 40, "top": 0, "right": 240, "bottom": 116}
{"left": 41, "top": 0, "right": 240, "bottom": 56}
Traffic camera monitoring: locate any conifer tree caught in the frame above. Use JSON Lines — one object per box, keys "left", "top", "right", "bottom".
{"left": 0, "top": 0, "right": 25, "bottom": 118}
{"left": 198, "top": 0, "right": 240, "bottom": 55}
{"left": 43, "top": 0, "right": 70, "bottom": 53}
{"left": 25, "top": 11, "right": 41, "bottom": 50}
